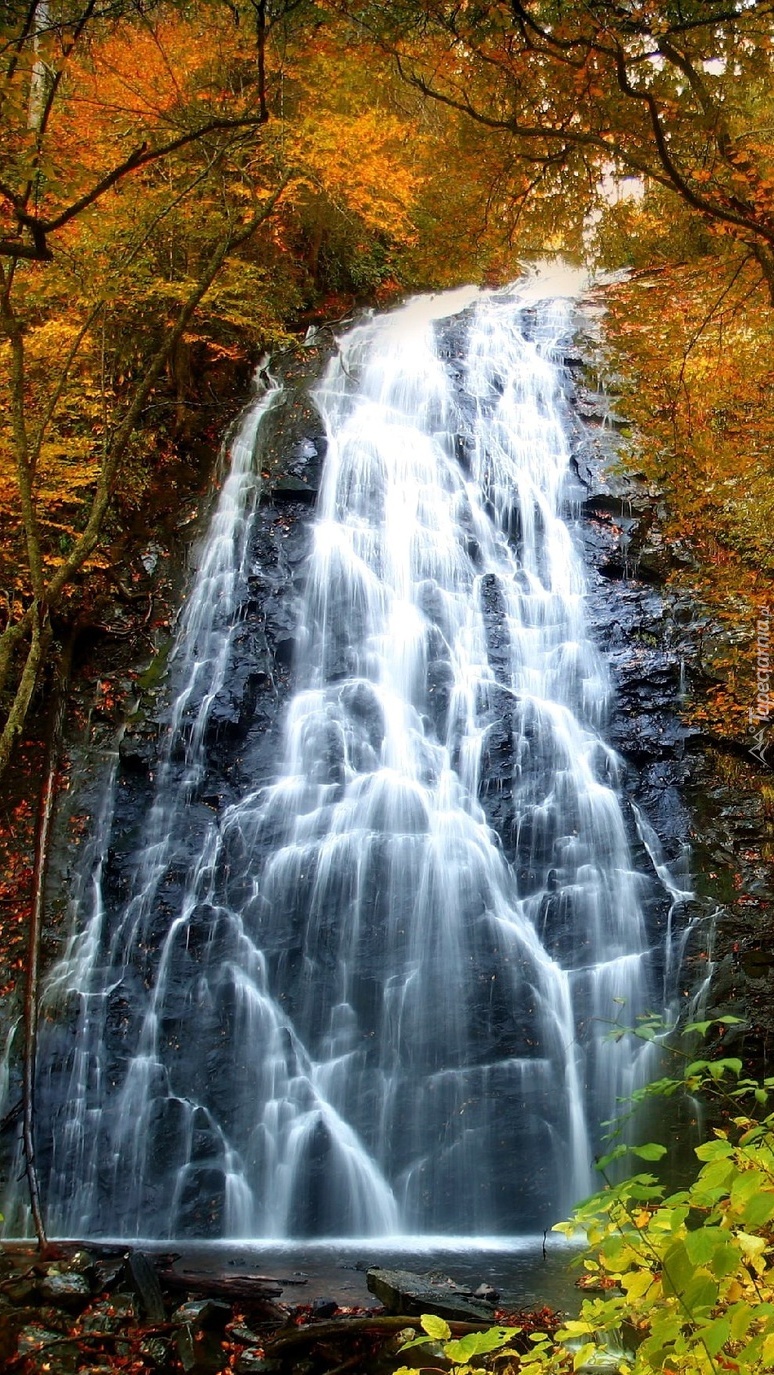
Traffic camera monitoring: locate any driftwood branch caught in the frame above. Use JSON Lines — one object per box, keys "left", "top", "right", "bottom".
{"left": 155, "top": 1267, "right": 283, "bottom": 1303}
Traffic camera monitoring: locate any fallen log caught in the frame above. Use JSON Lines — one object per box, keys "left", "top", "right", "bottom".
{"left": 155, "top": 1267, "right": 285, "bottom": 1303}
{"left": 265, "top": 1313, "right": 493, "bottom": 1353}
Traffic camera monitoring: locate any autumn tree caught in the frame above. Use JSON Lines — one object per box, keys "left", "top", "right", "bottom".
{"left": 0, "top": 0, "right": 454, "bottom": 782}
{"left": 0, "top": 0, "right": 308, "bottom": 776}
{"left": 339, "top": 0, "right": 774, "bottom": 297}
{"left": 3, "top": 0, "right": 624, "bottom": 783}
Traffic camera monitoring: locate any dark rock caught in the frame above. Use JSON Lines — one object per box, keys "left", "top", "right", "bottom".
{"left": 140, "top": 1336, "right": 171, "bottom": 1367}
{"left": 176, "top": 1167, "right": 227, "bottom": 1237}
{"left": 128, "top": 1251, "right": 166, "bottom": 1322}
{"left": 474, "top": 1283, "right": 500, "bottom": 1302}
{"left": 171, "top": 1298, "right": 232, "bottom": 1330}
{"left": 366, "top": 1268, "right": 496, "bottom": 1322}
{"left": 311, "top": 1297, "right": 339, "bottom": 1318}
{"left": 272, "top": 473, "right": 318, "bottom": 502}
{"left": 81, "top": 1298, "right": 127, "bottom": 1334}
{"left": 237, "top": 1356, "right": 283, "bottom": 1374}
{"left": 18, "top": 1326, "right": 79, "bottom": 1372}
{"left": 0, "top": 1298, "right": 24, "bottom": 1362}
{"left": 230, "top": 1322, "right": 264, "bottom": 1345}
{"left": 119, "top": 728, "right": 159, "bottom": 773}
{"left": 38, "top": 1271, "right": 92, "bottom": 1307}
{"left": 177, "top": 1323, "right": 226, "bottom": 1373}
{"left": 4, "top": 1277, "right": 37, "bottom": 1303}
{"left": 58, "top": 1249, "right": 96, "bottom": 1275}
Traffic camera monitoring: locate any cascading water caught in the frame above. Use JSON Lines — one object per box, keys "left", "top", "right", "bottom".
{"left": 5, "top": 276, "right": 667, "bottom": 1241}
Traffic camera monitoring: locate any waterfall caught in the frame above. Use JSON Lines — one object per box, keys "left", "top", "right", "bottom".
{"left": 6, "top": 277, "right": 663, "bottom": 1241}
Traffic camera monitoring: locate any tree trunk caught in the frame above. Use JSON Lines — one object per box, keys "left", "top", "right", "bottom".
{"left": 0, "top": 179, "right": 291, "bottom": 785}
{"left": 21, "top": 616, "right": 72, "bottom": 1252}
{"left": 751, "top": 242, "right": 774, "bottom": 309}
{"left": 0, "top": 607, "right": 50, "bottom": 781}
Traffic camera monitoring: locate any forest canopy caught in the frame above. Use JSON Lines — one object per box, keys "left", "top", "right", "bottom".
{"left": 2, "top": 0, "right": 774, "bottom": 774}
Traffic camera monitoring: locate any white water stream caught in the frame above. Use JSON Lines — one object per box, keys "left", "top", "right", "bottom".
{"left": 3, "top": 275, "right": 664, "bottom": 1239}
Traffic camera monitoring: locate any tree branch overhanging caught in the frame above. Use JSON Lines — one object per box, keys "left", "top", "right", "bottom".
{"left": 379, "top": 2, "right": 774, "bottom": 268}
{"left": 0, "top": 173, "right": 292, "bottom": 779}
{"left": 0, "top": 112, "right": 269, "bottom": 262}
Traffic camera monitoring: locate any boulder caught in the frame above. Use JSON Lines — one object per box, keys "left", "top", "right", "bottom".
{"left": 37, "top": 1271, "right": 92, "bottom": 1308}
{"left": 366, "top": 1268, "right": 496, "bottom": 1322}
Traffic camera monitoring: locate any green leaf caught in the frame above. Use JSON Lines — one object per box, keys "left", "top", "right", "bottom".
{"left": 645, "top": 1312, "right": 682, "bottom": 1350}
{"left": 572, "top": 1341, "right": 598, "bottom": 1370}
{"left": 694, "top": 1138, "right": 734, "bottom": 1161}
{"left": 420, "top": 1314, "right": 451, "bottom": 1341}
{"left": 444, "top": 1328, "right": 520, "bottom": 1362}
{"left": 684, "top": 1226, "right": 724, "bottom": 1265}
{"left": 622, "top": 1179, "right": 663, "bottom": 1201}
{"left": 560, "top": 1320, "right": 597, "bottom": 1339}
{"left": 621, "top": 1268, "right": 656, "bottom": 1301}
{"left": 716, "top": 1057, "right": 743, "bottom": 1076}
{"left": 742, "top": 1190, "right": 774, "bottom": 1227}
{"left": 691, "top": 1155, "right": 735, "bottom": 1199}
{"left": 661, "top": 1240, "right": 695, "bottom": 1297}
{"left": 631, "top": 1142, "right": 668, "bottom": 1161}
{"left": 700, "top": 1315, "right": 731, "bottom": 1355}
{"left": 729, "top": 1167, "right": 774, "bottom": 1227}
{"left": 684, "top": 1231, "right": 737, "bottom": 1279}
{"left": 728, "top": 1302, "right": 755, "bottom": 1341}
{"left": 739, "top": 1333, "right": 764, "bottom": 1365}
{"left": 595, "top": 1144, "right": 628, "bottom": 1170}
{"left": 682, "top": 1272, "right": 719, "bottom": 1316}
{"left": 398, "top": 1335, "right": 445, "bottom": 1351}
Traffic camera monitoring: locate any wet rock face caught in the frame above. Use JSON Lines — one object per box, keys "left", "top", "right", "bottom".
{"left": 16, "top": 291, "right": 769, "bottom": 1244}
{"left": 569, "top": 316, "right": 691, "bottom": 767}
{"left": 3, "top": 357, "right": 328, "bottom": 1237}
{"left": 680, "top": 748, "right": 774, "bottom": 1066}
{"left": 29, "top": 302, "right": 688, "bottom": 1235}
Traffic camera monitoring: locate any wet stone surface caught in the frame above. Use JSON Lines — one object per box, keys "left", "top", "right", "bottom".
{"left": 366, "top": 1267, "right": 496, "bottom": 1322}
{"left": 11, "top": 297, "right": 690, "bottom": 1237}
{"left": 5, "top": 287, "right": 774, "bottom": 1252}
{"left": 0, "top": 1245, "right": 563, "bottom": 1374}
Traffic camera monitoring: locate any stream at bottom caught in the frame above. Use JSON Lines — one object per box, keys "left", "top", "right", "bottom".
{"left": 90, "top": 1239, "right": 584, "bottom": 1314}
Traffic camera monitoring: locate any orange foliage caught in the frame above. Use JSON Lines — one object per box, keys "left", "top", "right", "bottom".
{"left": 603, "top": 259, "right": 774, "bottom": 741}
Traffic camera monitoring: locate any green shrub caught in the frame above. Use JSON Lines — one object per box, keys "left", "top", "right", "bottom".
{"left": 396, "top": 1020, "right": 774, "bottom": 1375}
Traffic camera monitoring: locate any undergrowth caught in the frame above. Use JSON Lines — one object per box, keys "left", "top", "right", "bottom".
{"left": 395, "top": 1017, "right": 774, "bottom": 1375}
